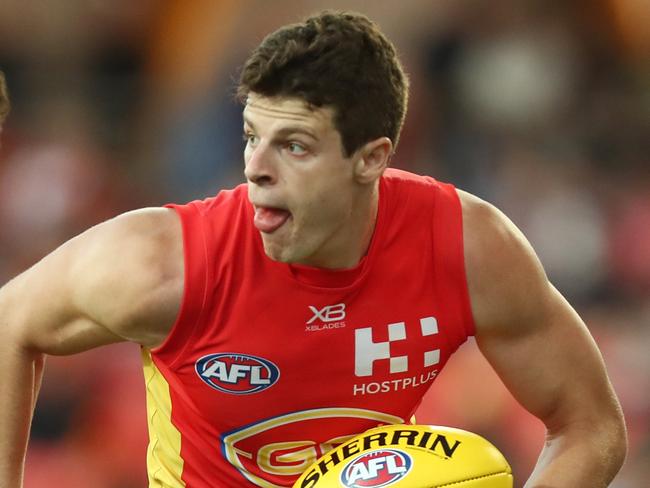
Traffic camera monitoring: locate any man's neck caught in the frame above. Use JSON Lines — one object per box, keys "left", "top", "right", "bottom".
{"left": 296, "top": 183, "right": 380, "bottom": 270}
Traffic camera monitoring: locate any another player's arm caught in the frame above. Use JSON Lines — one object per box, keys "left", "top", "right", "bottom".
{"left": 459, "top": 191, "right": 626, "bottom": 487}
{"left": 0, "top": 208, "right": 183, "bottom": 487}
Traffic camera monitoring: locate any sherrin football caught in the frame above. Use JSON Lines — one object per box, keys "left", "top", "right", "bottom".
{"left": 292, "top": 424, "right": 512, "bottom": 488}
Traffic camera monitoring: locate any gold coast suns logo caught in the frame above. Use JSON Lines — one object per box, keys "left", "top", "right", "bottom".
{"left": 221, "top": 408, "right": 404, "bottom": 488}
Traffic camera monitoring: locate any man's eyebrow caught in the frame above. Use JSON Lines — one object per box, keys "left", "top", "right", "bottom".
{"left": 242, "top": 115, "right": 255, "bottom": 130}
{"left": 274, "top": 126, "right": 318, "bottom": 140}
{"left": 243, "top": 117, "right": 318, "bottom": 140}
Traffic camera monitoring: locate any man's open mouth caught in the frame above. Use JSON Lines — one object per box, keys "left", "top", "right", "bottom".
{"left": 253, "top": 206, "right": 291, "bottom": 233}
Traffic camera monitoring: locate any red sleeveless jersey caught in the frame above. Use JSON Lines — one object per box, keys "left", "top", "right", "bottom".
{"left": 144, "top": 168, "right": 475, "bottom": 487}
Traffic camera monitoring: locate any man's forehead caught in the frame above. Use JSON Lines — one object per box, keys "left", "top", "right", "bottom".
{"left": 243, "top": 94, "right": 335, "bottom": 128}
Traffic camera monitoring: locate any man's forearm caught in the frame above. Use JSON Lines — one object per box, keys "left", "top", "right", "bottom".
{"left": 0, "top": 340, "right": 45, "bottom": 488}
{"left": 524, "top": 419, "right": 627, "bottom": 487}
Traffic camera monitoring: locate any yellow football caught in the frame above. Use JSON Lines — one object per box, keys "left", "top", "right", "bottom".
{"left": 292, "top": 424, "right": 512, "bottom": 487}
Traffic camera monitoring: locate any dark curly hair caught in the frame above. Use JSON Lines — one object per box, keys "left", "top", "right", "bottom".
{"left": 237, "top": 11, "right": 409, "bottom": 156}
{"left": 0, "top": 71, "right": 9, "bottom": 124}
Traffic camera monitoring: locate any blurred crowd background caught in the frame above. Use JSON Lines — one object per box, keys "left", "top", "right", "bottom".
{"left": 0, "top": 0, "right": 648, "bottom": 486}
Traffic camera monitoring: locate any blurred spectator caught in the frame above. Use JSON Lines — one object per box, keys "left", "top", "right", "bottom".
{"left": 136, "top": 0, "right": 248, "bottom": 200}
{"left": 608, "top": 188, "right": 650, "bottom": 295}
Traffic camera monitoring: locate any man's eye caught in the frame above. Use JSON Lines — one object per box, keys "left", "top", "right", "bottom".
{"left": 243, "top": 133, "right": 258, "bottom": 146}
{"left": 287, "top": 142, "right": 307, "bottom": 155}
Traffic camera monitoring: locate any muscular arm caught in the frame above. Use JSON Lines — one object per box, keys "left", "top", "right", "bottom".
{"left": 0, "top": 208, "right": 183, "bottom": 487}
{"left": 459, "top": 191, "right": 626, "bottom": 487}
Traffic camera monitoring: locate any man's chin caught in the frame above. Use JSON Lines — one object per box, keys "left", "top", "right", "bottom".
{"left": 260, "top": 237, "right": 294, "bottom": 263}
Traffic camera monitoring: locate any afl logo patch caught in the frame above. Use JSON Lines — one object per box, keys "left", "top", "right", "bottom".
{"left": 341, "top": 449, "right": 412, "bottom": 488}
{"left": 195, "top": 353, "right": 280, "bottom": 395}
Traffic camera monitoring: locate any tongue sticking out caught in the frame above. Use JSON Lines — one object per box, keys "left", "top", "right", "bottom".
{"left": 254, "top": 207, "right": 291, "bottom": 233}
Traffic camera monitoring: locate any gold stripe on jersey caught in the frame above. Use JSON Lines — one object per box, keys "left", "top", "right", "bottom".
{"left": 142, "top": 348, "right": 186, "bottom": 487}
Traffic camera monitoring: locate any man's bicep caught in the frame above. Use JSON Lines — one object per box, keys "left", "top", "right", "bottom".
{"left": 2, "top": 208, "right": 183, "bottom": 354}
{"left": 460, "top": 191, "right": 620, "bottom": 430}
{"left": 1, "top": 231, "right": 125, "bottom": 355}
{"left": 475, "top": 285, "right": 615, "bottom": 430}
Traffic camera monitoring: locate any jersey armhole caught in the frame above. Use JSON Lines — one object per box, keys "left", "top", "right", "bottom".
{"left": 149, "top": 203, "right": 209, "bottom": 366}
{"left": 432, "top": 183, "right": 477, "bottom": 340}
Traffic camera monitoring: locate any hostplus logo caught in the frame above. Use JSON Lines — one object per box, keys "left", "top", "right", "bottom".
{"left": 305, "top": 303, "right": 346, "bottom": 332}
{"left": 353, "top": 317, "right": 440, "bottom": 395}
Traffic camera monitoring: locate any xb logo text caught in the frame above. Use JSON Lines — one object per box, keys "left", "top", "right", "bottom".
{"left": 307, "top": 303, "right": 346, "bottom": 324}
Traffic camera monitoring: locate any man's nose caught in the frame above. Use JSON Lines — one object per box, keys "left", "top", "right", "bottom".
{"left": 244, "top": 143, "right": 276, "bottom": 186}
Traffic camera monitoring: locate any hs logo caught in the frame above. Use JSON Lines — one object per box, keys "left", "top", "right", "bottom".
{"left": 354, "top": 317, "right": 440, "bottom": 377}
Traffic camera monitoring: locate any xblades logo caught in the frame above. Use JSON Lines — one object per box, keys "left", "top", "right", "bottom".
{"left": 307, "top": 303, "right": 346, "bottom": 324}
{"left": 306, "top": 304, "right": 346, "bottom": 332}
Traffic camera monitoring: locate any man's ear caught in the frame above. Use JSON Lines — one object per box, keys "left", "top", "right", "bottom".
{"left": 353, "top": 137, "right": 393, "bottom": 184}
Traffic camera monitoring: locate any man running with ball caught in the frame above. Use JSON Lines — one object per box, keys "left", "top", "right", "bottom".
{"left": 0, "top": 12, "right": 626, "bottom": 488}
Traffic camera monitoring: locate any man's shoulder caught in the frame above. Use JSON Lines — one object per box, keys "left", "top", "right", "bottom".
{"left": 19, "top": 207, "right": 185, "bottom": 349}
{"left": 457, "top": 190, "right": 550, "bottom": 335}
{"left": 76, "top": 207, "right": 184, "bottom": 295}
{"left": 90, "top": 207, "right": 183, "bottom": 257}
{"left": 457, "top": 189, "right": 527, "bottom": 278}
{"left": 456, "top": 189, "right": 526, "bottom": 261}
